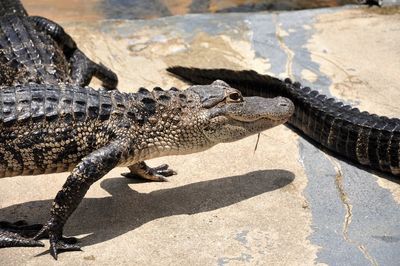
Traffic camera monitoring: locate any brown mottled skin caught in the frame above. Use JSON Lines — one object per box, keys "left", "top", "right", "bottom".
{"left": 0, "top": 0, "right": 118, "bottom": 88}
{"left": 0, "top": 80, "right": 294, "bottom": 259}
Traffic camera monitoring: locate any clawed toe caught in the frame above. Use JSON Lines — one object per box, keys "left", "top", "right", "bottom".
{"left": 123, "top": 162, "right": 177, "bottom": 182}
{"left": 0, "top": 230, "right": 44, "bottom": 248}
{"left": 0, "top": 220, "right": 44, "bottom": 238}
{"left": 153, "top": 164, "right": 177, "bottom": 177}
{"left": 34, "top": 219, "right": 81, "bottom": 260}
{"left": 49, "top": 239, "right": 81, "bottom": 260}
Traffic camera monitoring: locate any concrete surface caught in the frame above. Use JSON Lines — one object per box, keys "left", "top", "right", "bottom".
{"left": 1, "top": 5, "right": 400, "bottom": 266}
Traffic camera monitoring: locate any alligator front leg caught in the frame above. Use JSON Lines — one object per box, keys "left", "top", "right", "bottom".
{"left": 0, "top": 221, "right": 44, "bottom": 248}
{"left": 69, "top": 49, "right": 118, "bottom": 90}
{"left": 33, "top": 142, "right": 123, "bottom": 259}
{"left": 122, "top": 161, "right": 177, "bottom": 182}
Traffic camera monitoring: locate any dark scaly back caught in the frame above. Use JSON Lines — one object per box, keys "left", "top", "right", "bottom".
{"left": 0, "top": 84, "right": 187, "bottom": 177}
{"left": 0, "top": 15, "right": 71, "bottom": 85}
{"left": 0, "top": 84, "right": 125, "bottom": 177}
{"left": 0, "top": 0, "right": 27, "bottom": 17}
{"left": 0, "top": 84, "right": 134, "bottom": 126}
{"left": 167, "top": 67, "right": 400, "bottom": 177}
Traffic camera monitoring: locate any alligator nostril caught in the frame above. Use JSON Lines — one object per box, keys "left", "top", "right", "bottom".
{"left": 278, "top": 99, "right": 290, "bottom": 107}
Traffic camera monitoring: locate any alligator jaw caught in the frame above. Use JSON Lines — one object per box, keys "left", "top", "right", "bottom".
{"left": 203, "top": 94, "right": 294, "bottom": 144}
{"left": 228, "top": 96, "right": 294, "bottom": 123}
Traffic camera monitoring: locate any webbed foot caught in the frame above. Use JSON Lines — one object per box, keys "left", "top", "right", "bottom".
{"left": 122, "top": 161, "right": 177, "bottom": 182}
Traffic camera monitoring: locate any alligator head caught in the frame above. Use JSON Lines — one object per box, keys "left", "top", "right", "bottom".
{"left": 134, "top": 80, "right": 294, "bottom": 159}
{"left": 188, "top": 80, "right": 294, "bottom": 144}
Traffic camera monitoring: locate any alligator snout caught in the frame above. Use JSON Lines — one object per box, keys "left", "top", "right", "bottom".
{"left": 276, "top": 97, "right": 292, "bottom": 107}
{"left": 227, "top": 96, "right": 294, "bottom": 122}
{"left": 273, "top": 97, "right": 294, "bottom": 119}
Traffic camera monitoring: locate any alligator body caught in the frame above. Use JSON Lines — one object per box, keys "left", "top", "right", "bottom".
{"left": 0, "top": 81, "right": 293, "bottom": 258}
{"left": 0, "top": 0, "right": 118, "bottom": 88}
{"left": 167, "top": 67, "right": 400, "bottom": 177}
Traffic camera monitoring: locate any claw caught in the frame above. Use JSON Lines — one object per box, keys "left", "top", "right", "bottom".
{"left": 0, "top": 229, "right": 45, "bottom": 248}
{"left": 123, "top": 162, "right": 177, "bottom": 182}
{"left": 34, "top": 219, "right": 80, "bottom": 260}
{"left": 49, "top": 238, "right": 81, "bottom": 260}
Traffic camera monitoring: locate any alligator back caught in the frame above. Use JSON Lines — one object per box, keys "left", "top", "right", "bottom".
{"left": 0, "top": 15, "right": 71, "bottom": 86}
{"left": 0, "top": 84, "right": 129, "bottom": 177}
{"left": 167, "top": 67, "right": 400, "bottom": 177}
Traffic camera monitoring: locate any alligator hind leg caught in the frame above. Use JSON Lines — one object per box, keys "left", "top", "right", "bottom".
{"left": 69, "top": 49, "right": 118, "bottom": 90}
{"left": 29, "top": 16, "right": 118, "bottom": 89}
{"left": 0, "top": 221, "right": 44, "bottom": 248}
{"left": 29, "top": 16, "right": 77, "bottom": 54}
{"left": 122, "top": 161, "right": 177, "bottom": 181}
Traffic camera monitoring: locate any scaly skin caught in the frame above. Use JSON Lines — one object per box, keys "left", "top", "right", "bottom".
{"left": 0, "top": 80, "right": 294, "bottom": 259}
{"left": 167, "top": 67, "right": 400, "bottom": 177}
{"left": 0, "top": 0, "right": 119, "bottom": 249}
{"left": 0, "top": 0, "right": 118, "bottom": 88}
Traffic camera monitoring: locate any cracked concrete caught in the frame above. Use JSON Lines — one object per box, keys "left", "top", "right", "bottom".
{"left": 1, "top": 3, "right": 400, "bottom": 266}
{"left": 331, "top": 158, "right": 378, "bottom": 266}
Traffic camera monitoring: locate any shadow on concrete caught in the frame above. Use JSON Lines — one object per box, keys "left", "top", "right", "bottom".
{"left": 0, "top": 169, "right": 294, "bottom": 249}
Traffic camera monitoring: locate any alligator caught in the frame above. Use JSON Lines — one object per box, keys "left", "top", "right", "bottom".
{"left": 167, "top": 67, "right": 400, "bottom": 177}
{"left": 0, "top": 81, "right": 294, "bottom": 259}
{"left": 0, "top": 0, "right": 118, "bottom": 88}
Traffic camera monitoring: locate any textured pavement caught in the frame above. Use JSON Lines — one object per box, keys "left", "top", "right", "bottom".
{"left": 1, "top": 4, "right": 400, "bottom": 266}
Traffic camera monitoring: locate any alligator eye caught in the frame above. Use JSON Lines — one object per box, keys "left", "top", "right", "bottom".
{"left": 227, "top": 92, "right": 242, "bottom": 102}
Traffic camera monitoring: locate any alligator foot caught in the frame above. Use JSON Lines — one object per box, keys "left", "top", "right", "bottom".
{"left": 0, "top": 220, "right": 43, "bottom": 238}
{"left": 70, "top": 49, "right": 118, "bottom": 90}
{"left": 34, "top": 219, "right": 80, "bottom": 260}
{"left": 0, "top": 221, "right": 44, "bottom": 248}
{"left": 122, "top": 161, "right": 177, "bottom": 181}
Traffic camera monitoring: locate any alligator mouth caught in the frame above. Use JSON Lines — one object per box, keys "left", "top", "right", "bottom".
{"left": 233, "top": 116, "right": 290, "bottom": 123}
{"left": 229, "top": 96, "right": 294, "bottom": 123}
{"left": 230, "top": 109, "right": 293, "bottom": 123}
{"left": 227, "top": 116, "right": 291, "bottom": 130}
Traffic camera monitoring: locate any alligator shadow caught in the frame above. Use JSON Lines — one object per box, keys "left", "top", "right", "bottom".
{"left": 0, "top": 169, "right": 294, "bottom": 248}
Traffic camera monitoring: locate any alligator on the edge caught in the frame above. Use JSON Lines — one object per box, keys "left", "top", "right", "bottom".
{"left": 167, "top": 67, "right": 400, "bottom": 177}
{"left": 0, "top": 0, "right": 118, "bottom": 88}
{"left": 0, "top": 81, "right": 294, "bottom": 259}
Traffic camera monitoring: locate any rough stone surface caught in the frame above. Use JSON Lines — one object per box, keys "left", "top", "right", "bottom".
{"left": 1, "top": 5, "right": 400, "bottom": 265}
